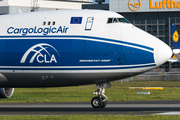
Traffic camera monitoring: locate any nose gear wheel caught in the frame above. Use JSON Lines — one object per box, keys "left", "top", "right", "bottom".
{"left": 91, "top": 96, "right": 103, "bottom": 108}
{"left": 91, "top": 83, "right": 111, "bottom": 108}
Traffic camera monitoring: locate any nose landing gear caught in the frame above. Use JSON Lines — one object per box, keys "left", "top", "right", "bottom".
{"left": 91, "top": 82, "right": 111, "bottom": 108}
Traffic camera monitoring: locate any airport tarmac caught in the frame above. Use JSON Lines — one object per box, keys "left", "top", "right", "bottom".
{"left": 0, "top": 100, "right": 180, "bottom": 115}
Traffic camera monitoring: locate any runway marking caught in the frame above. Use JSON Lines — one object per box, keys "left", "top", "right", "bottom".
{"left": 155, "top": 112, "right": 180, "bottom": 115}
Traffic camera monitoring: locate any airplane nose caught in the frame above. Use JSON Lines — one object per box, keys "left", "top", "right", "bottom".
{"left": 157, "top": 41, "right": 172, "bottom": 66}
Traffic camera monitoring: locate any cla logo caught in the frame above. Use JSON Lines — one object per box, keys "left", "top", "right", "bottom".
{"left": 20, "top": 43, "right": 60, "bottom": 63}
{"left": 128, "top": 0, "right": 141, "bottom": 11}
{"left": 173, "top": 31, "right": 179, "bottom": 42}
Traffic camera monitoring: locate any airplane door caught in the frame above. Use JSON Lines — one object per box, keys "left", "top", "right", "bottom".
{"left": 85, "top": 17, "right": 94, "bottom": 30}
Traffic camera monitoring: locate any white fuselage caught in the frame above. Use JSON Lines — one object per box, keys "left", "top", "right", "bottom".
{"left": 0, "top": 10, "right": 172, "bottom": 87}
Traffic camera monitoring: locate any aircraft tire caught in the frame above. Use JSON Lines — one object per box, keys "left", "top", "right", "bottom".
{"left": 91, "top": 96, "right": 103, "bottom": 108}
{"left": 101, "top": 97, "right": 107, "bottom": 108}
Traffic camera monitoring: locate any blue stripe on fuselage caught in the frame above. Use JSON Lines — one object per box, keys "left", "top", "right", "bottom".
{"left": 0, "top": 35, "right": 155, "bottom": 67}
{"left": 0, "top": 64, "right": 156, "bottom": 70}
{"left": 0, "top": 35, "right": 154, "bottom": 51}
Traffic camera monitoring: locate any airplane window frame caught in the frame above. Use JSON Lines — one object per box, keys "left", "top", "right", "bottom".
{"left": 117, "top": 18, "right": 130, "bottom": 23}
{"left": 107, "top": 18, "right": 130, "bottom": 24}
{"left": 43, "top": 22, "right": 46, "bottom": 25}
{"left": 107, "top": 18, "right": 113, "bottom": 23}
{"left": 113, "top": 18, "right": 118, "bottom": 23}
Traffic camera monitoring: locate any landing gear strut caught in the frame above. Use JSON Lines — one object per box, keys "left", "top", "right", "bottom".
{"left": 91, "top": 82, "right": 111, "bottom": 108}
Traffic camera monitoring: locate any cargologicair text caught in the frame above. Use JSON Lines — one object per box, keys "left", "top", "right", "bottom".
{"left": 7, "top": 26, "right": 69, "bottom": 36}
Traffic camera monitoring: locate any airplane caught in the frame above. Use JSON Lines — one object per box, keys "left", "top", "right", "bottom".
{"left": 0, "top": 10, "right": 172, "bottom": 108}
{"left": 168, "top": 24, "right": 180, "bottom": 62}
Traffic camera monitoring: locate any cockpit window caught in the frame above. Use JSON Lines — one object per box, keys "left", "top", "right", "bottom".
{"left": 117, "top": 18, "right": 130, "bottom": 23}
{"left": 113, "top": 18, "right": 118, "bottom": 23}
{"left": 107, "top": 18, "right": 130, "bottom": 24}
{"left": 107, "top": 18, "right": 113, "bottom": 23}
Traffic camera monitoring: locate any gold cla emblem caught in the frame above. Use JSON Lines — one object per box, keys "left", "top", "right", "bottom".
{"left": 173, "top": 31, "right": 179, "bottom": 42}
{"left": 128, "top": 0, "right": 141, "bottom": 11}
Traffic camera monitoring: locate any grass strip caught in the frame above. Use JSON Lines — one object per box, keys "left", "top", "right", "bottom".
{"left": 1, "top": 81, "right": 180, "bottom": 103}
{"left": 0, "top": 115, "right": 180, "bottom": 120}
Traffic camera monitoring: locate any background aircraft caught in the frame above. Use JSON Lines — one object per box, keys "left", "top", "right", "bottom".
{"left": 168, "top": 24, "right": 180, "bottom": 63}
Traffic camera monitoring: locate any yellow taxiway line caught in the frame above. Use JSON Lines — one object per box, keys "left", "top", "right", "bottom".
{"left": 129, "top": 87, "right": 163, "bottom": 90}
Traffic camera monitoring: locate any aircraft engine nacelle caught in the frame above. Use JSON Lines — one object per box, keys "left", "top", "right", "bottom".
{"left": 0, "top": 88, "right": 14, "bottom": 98}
